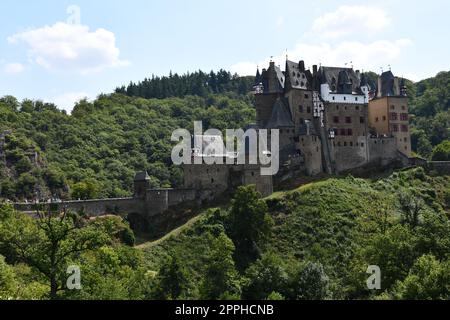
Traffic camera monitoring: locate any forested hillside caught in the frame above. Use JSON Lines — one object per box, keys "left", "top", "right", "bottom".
{"left": 138, "top": 168, "right": 450, "bottom": 300}
{"left": 1, "top": 168, "right": 448, "bottom": 299}
{"left": 0, "top": 93, "right": 255, "bottom": 201}
{"left": 0, "top": 69, "right": 448, "bottom": 202}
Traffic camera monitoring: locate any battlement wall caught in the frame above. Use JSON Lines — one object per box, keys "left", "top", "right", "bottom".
{"left": 14, "top": 198, "right": 144, "bottom": 217}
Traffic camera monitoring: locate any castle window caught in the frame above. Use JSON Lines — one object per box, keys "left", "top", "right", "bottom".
{"left": 400, "top": 113, "right": 409, "bottom": 121}
{"left": 251, "top": 172, "right": 255, "bottom": 177}
{"left": 345, "top": 117, "right": 352, "bottom": 124}
{"left": 390, "top": 113, "right": 398, "bottom": 121}
{"left": 360, "top": 117, "right": 365, "bottom": 124}
{"left": 375, "top": 117, "right": 379, "bottom": 122}
{"left": 401, "top": 125, "right": 409, "bottom": 132}
{"left": 347, "top": 129, "right": 353, "bottom": 136}
{"left": 333, "top": 116, "right": 339, "bottom": 123}
{"left": 340, "top": 129, "right": 347, "bottom": 136}
{"left": 211, "top": 178, "right": 214, "bottom": 183}
{"left": 402, "top": 106, "right": 406, "bottom": 110}
{"left": 382, "top": 116, "right": 387, "bottom": 121}
{"left": 391, "top": 105, "right": 395, "bottom": 110}
{"left": 404, "top": 138, "right": 408, "bottom": 142}
{"left": 344, "top": 97, "right": 347, "bottom": 101}
{"left": 332, "top": 96, "right": 335, "bottom": 101}
{"left": 301, "top": 82, "right": 305, "bottom": 87}
{"left": 336, "top": 105, "right": 339, "bottom": 110}
{"left": 392, "top": 124, "right": 399, "bottom": 132}
{"left": 304, "top": 94, "right": 309, "bottom": 99}
{"left": 361, "top": 143, "right": 364, "bottom": 147}
{"left": 299, "top": 105, "right": 304, "bottom": 113}
{"left": 355, "top": 97, "right": 358, "bottom": 102}
{"left": 350, "top": 142, "right": 353, "bottom": 147}
{"left": 355, "top": 106, "right": 359, "bottom": 110}
{"left": 307, "top": 107, "right": 311, "bottom": 113}
{"left": 344, "top": 142, "right": 347, "bottom": 147}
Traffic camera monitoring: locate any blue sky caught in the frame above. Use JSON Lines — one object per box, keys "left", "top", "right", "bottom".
{"left": 1, "top": 0, "right": 449, "bottom": 112}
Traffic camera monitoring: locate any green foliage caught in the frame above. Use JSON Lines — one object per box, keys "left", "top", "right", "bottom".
{"left": 431, "top": 140, "right": 450, "bottom": 161}
{"left": 141, "top": 168, "right": 450, "bottom": 300}
{"left": 392, "top": 255, "right": 449, "bottom": 300}
{"left": 71, "top": 180, "right": 101, "bottom": 200}
{"left": 116, "top": 70, "right": 255, "bottom": 98}
{"left": 154, "top": 255, "right": 189, "bottom": 300}
{"left": 227, "top": 185, "right": 273, "bottom": 269}
{"left": 242, "top": 252, "right": 289, "bottom": 300}
{"left": 0, "top": 92, "right": 255, "bottom": 200}
{"left": 0, "top": 205, "right": 135, "bottom": 299}
{"left": 0, "top": 255, "right": 16, "bottom": 299}
{"left": 200, "top": 232, "right": 241, "bottom": 299}
{"left": 290, "top": 262, "right": 330, "bottom": 300}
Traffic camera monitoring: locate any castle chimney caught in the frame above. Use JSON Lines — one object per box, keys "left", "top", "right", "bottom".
{"left": 299, "top": 60, "right": 305, "bottom": 72}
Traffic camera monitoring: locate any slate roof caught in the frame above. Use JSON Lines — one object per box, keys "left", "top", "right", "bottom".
{"left": 285, "top": 60, "right": 309, "bottom": 90}
{"left": 266, "top": 98, "right": 294, "bottom": 129}
{"left": 134, "top": 171, "right": 150, "bottom": 181}
{"left": 274, "top": 65, "right": 285, "bottom": 89}
{"left": 319, "top": 67, "right": 361, "bottom": 93}
{"left": 379, "top": 71, "right": 396, "bottom": 97}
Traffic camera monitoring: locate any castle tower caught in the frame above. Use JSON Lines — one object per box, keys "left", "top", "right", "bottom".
{"left": 368, "top": 71, "right": 411, "bottom": 157}
{"left": 255, "top": 61, "right": 285, "bottom": 128}
{"left": 134, "top": 171, "right": 150, "bottom": 198}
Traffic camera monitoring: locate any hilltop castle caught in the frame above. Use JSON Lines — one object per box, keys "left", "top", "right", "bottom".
{"left": 183, "top": 60, "right": 412, "bottom": 196}
{"left": 14, "top": 59, "right": 414, "bottom": 227}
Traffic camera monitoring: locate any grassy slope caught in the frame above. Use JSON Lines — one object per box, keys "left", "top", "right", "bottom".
{"left": 139, "top": 168, "right": 450, "bottom": 297}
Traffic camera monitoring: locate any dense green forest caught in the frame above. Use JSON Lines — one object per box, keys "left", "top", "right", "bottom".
{"left": 1, "top": 168, "right": 449, "bottom": 299}
{"left": 115, "top": 69, "right": 256, "bottom": 98}
{"left": 0, "top": 93, "right": 255, "bottom": 201}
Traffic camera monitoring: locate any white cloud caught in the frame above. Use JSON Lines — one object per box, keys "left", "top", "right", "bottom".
{"left": 50, "top": 92, "right": 90, "bottom": 113}
{"left": 312, "top": 5, "right": 390, "bottom": 39}
{"left": 230, "top": 39, "right": 412, "bottom": 76}
{"left": 276, "top": 16, "right": 285, "bottom": 29}
{"left": 8, "top": 22, "right": 129, "bottom": 74}
{"left": 4, "top": 62, "right": 25, "bottom": 74}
